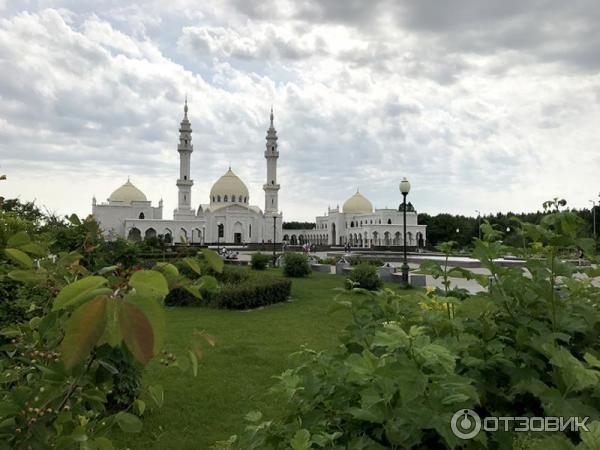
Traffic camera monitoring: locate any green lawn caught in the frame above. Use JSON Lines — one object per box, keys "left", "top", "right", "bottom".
{"left": 111, "top": 270, "right": 353, "bottom": 449}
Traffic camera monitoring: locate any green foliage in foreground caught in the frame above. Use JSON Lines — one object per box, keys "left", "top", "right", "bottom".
{"left": 282, "top": 252, "right": 311, "bottom": 278}
{"left": 226, "top": 206, "right": 600, "bottom": 449}
{"left": 0, "top": 219, "right": 223, "bottom": 448}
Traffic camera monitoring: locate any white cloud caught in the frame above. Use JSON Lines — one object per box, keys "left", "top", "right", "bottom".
{"left": 0, "top": 3, "right": 599, "bottom": 223}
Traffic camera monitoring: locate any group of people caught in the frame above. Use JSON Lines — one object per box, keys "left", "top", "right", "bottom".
{"left": 218, "top": 247, "right": 239, "bottom": 260}
{"left": 302, "top": 243, "right": 316, "bottom": 254}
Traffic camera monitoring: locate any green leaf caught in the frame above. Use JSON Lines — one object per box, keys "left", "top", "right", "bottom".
{"left": 61, "top": 297, "right": 108, "bottom": 369}
{"left": 149, "top": 384, "right": 164, "bottom": 408}
{"left": 124, "top": 292, "right": 165, "bottom": 355}
{"left": 134, "top": 399, "right": 146, "bottom": 416}
{"left": 290, "top": 429, "right": 311, "bottom": 450}
{"left": 189, "top": 350, "right": 198, "bottom": 377}
{"left": 201, "top": 248, "right": 224, "bottom": 273}
{"left": 90, "top": 437, "right": 114, "bottom": 450}
{"left": 129, "top": 270, "right": 169, "bottom": 299}
{"left": 53, "top": 276, "right": 108, "bottom": 311}
{"left": 7, "top": 231, "right": 30, "bottom": 247}
{"left": 182, "top": 257, "right": 203, "bottom": 275}
{"left": 580, "top": 420, "right": 600, "bottom": 450}
{"left": 4, "top": 248, "right": 33, "bottom": 268}
{"left": 18, "top": 242, "right": 46, "bottom": 256}
{"left": 68, "top": 213, "right": 82, "bottom": 225}
{"left": 154, "top": 262, "right": 179, "bottom": 278}
{"left": 8, "top": 269, "right": 47, "bottom": 284}
{"left": 119, "top": 301, "right": 155, "bottom": 364}
{"left": 114, "top": 411, "right": 143, "bottom": 433}
{"left": 198, "top": 275, "right": 219, "bottom": 293}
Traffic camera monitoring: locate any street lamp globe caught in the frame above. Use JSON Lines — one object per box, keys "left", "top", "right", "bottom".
{"left": 399, "top": 177, "right": 411, "bottom": 195}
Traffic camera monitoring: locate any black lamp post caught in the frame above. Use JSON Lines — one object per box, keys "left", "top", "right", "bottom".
{"left": 400, "top": 177, "right": 411, "bottom": 285}
{"left": 272, "top": 213, "right": 278, "bottom": 267}
{"left": 590, "top": 200, "right": 597, "bottom": 240}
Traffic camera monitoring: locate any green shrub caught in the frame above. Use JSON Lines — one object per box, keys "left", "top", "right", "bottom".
{"left": 233, "top": 206, "right": 600, "bottom": 449}
{"left": 214, "top": 274, "right": 291, "bottom": 309}
{"left": 345, "top": 263, "right": 382, "bottom": 290}
{"left": 216, "top": 265, "right": 250, "bottom": 284}
{"left": 251, "top": 252, "right": 270, "bottom": 270}
{"left": 349, "top": 255, "right": 384, "bottom": 267}
{"left": 282, "top": 252, "right": 311, "bottom": 278}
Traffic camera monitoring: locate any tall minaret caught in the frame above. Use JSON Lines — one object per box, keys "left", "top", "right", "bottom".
{"left": 174, "top": 99, "right": 195, "bottom": 219}
{"left": 263, "top": 107, "right": 280, "bottom": 214}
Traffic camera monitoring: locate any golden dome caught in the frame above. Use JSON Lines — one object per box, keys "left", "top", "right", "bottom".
{"left": 342, "top": 191, "right": 373, "bottom": 214}
{"left": 210, "top": 168, "right": 249, "bottom": 204}
{"left": 109, "top": 179, "right": 147, "bottom": 203}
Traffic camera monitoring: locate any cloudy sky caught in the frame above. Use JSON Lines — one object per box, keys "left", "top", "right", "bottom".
{"left": 1, "top": 0, "right": 599, "bottom": 221}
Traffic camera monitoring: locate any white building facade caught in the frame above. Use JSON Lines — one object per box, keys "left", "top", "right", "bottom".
{"left": 282, "top": 191, "right": 427, "bottom": 248}
{"left": 93, "top": 102, "right": 282, "bottom": 244}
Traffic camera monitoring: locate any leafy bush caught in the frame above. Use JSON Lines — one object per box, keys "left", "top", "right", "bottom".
{"left": 214, "top": 274, "right": 291, "bottom": 309}
{"left": 229, "top": 204, "right": 600, "bottom": 449}
{"left": 0, "top": 225, "right": 210, "bottom": 448}
{"left": 251, "top": 252, "right": 271, "bottom": 270}
{"left": 345, "top": 263, "right": 382, "bottom": 291}
{"left": 349, "top": 255, "right": 384, "bottom": 267}
{"left": 282, "top": 252, "right": 311, "bottom": 278}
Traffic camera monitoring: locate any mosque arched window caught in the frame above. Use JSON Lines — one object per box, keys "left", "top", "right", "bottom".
{"left": 379, "top": 219, "right": 381, "bottom": 224}
{"left": 350, "top": 221, "right": 354, "bottom": 228}
{"left": 217, "top": 195, "right": 221, "bottom": 202}
{"left": 224, "top": 195, "right": 228, "bottom": 202}
{"left": 387, "top": 219, "right": 392, "bottom": 224}
{"left": 360, "top": 221, "right": 362, "bottom": 226}
{"left": 238, "top": 196, "right": 242, "bottom": 202}
{"left": 139, "top": 212, "right": 145, "bottom": 219}
{"left": 370, "top": 220, "right": 373, "bottom": 224}
{"left": 244, "top": 197, "right": 247, "bottom": 203}
{"left": 212, "top": 196, "right": 215, "bottom": 202}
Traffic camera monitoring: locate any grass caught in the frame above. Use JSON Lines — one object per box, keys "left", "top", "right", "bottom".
{"left": 111, "top": 270, "right": 354, "bottom": 449}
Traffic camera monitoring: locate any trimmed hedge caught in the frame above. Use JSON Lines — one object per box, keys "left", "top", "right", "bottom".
{"left": 282, "top": 252, "right": 311, "bottom": 278}
{"left": 216, "top": 275, "right": 291, "bottom": 309}
{"left": 251, "top": 252, "right": 271, "bottom": 270}
{"left": 164, "top": 266, "right": 291, "bottom": 310}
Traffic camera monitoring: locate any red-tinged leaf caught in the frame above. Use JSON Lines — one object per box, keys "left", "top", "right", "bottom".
{"left": 204, "top": 334, "right": 216, "bottom": 347}
{"left": 61, "top": 297, "right": 108, "bottom": 369}
{"left": 119, "top": 302, "right": 154, "bottom": 364}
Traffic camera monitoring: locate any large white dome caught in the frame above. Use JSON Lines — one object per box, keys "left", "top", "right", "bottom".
{"left": 210, "top": 168, "right": 249, "bottom": 204}
{"left": 342, "top": 191, "right": 373, "bottom": 214}
{"left": 109, "top": 179, "right": 147, "bottom": 203}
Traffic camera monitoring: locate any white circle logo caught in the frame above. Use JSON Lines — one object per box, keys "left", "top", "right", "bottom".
{"left": 451, "top": 409, "right": 481, "bottom": 440}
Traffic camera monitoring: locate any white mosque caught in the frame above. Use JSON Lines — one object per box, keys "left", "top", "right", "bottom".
{"left": 93, "top": 101, "right": 282, "bottom": 245}
{"left": 92, "top": 102, "right": 426, "bottom": 248}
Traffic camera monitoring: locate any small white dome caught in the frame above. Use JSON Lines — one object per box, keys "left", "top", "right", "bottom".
{"left": 210, "top": 168, "right": 249, "bottom": 204}
{"left": 342, "top": 191, "right": 373, "bottom": 214}
{"left": 109, "top": 180, "right": 147, "bottom": 203}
